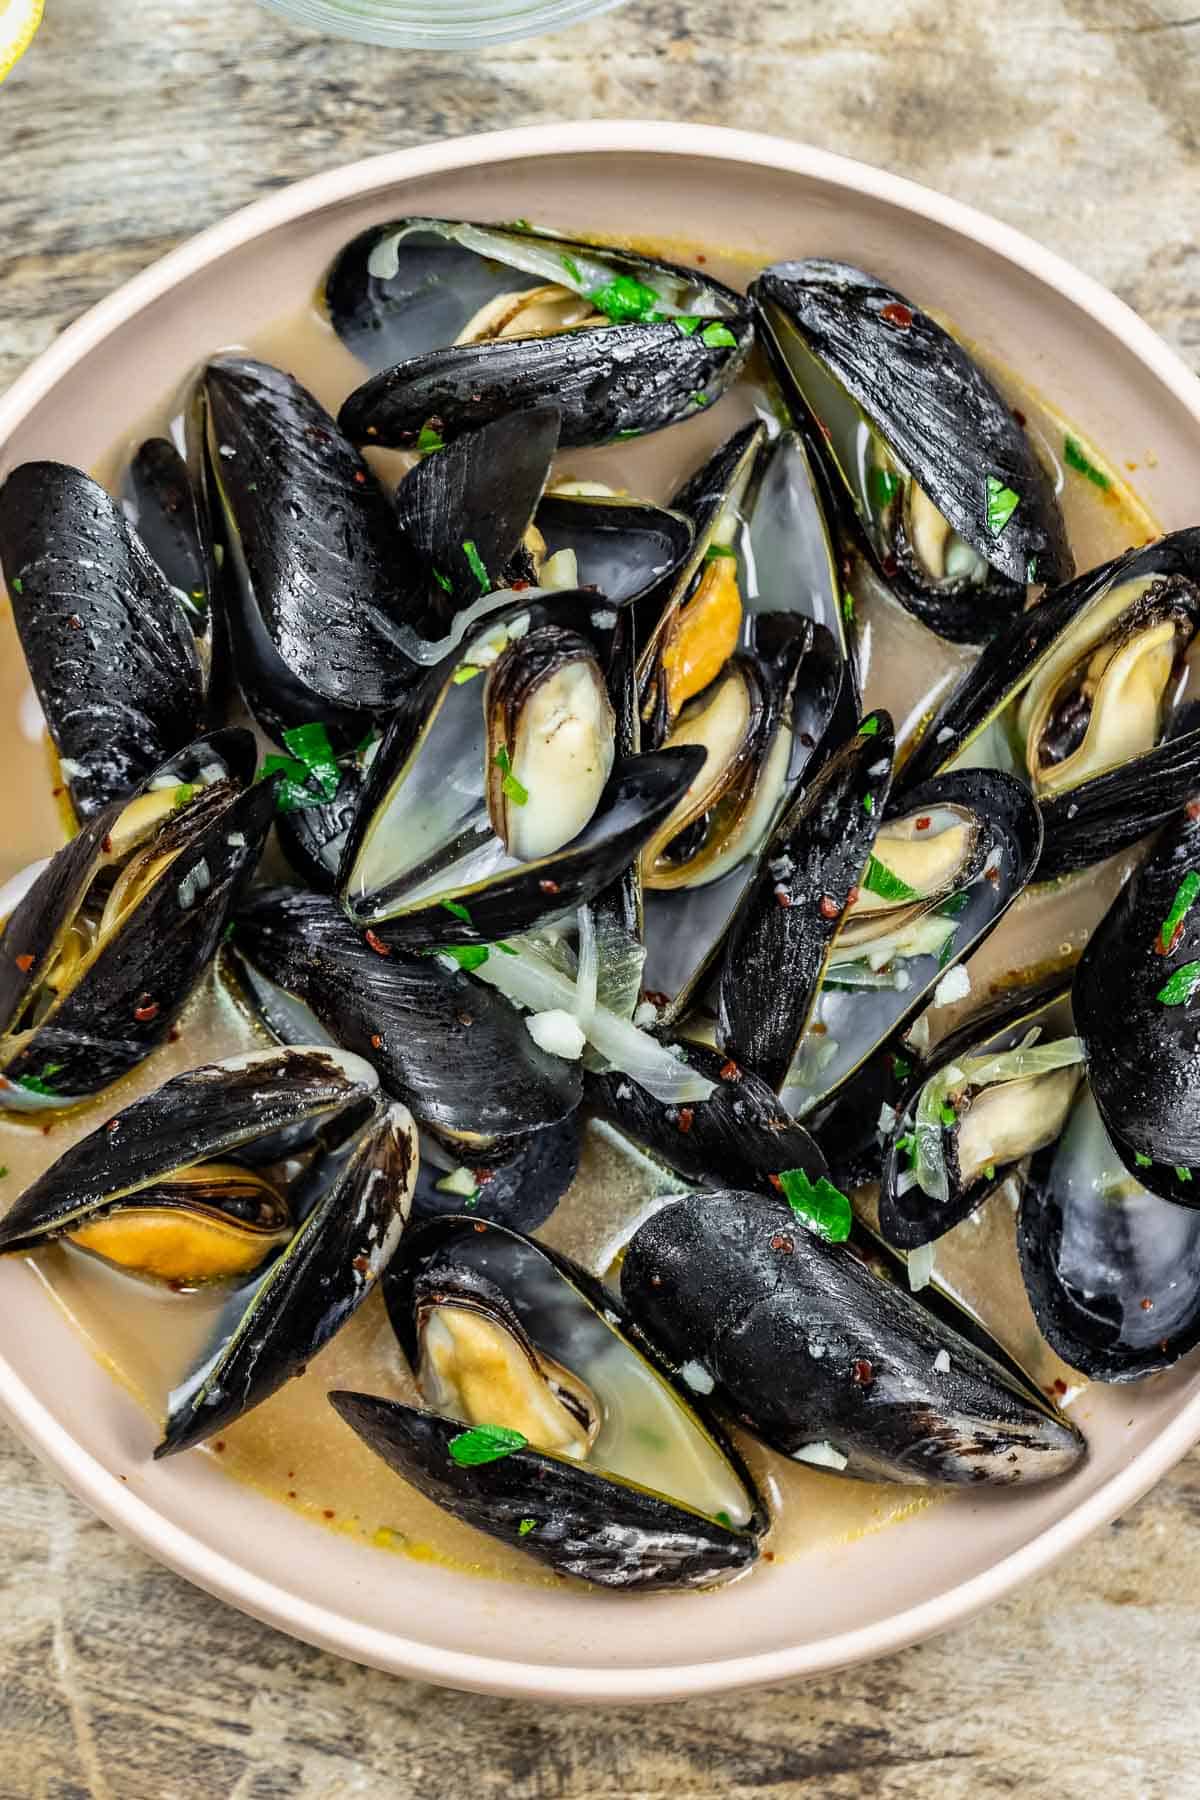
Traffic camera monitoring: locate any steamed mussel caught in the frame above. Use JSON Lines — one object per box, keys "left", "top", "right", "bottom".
{"left": 8, "top": 208, "right": 1200, "bottom": 1601}
{"left": 332, "top": 1217, "right": 765, "bottom": 1589}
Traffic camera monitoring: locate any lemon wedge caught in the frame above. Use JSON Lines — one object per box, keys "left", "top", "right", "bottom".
{"left": 0, "top": 0, "right": 44, "bottom": 83}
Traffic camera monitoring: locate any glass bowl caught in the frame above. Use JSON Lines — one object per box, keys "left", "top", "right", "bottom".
{"left": 257, "top": 0, "right": 625, "bottom": 48}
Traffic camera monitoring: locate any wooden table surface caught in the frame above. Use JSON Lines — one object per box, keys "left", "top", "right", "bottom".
{"left": 4, "top": 1, "right": 1200, "bottom": 1794}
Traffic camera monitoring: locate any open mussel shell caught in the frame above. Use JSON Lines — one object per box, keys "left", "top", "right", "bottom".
{"left": 334, "top": 1215, "right": 765, "bottom": 1591}
{"left": 122, "top": 437, "right": 213, "bottom": 641}
{"left": 232, "top": 887, "right": 582, "bottom": 1146}
{"left": 620, "top": 1190, "right": 1084, "bottom": 1486}
{"left": 0, "top": 1043, "right": 374, "bottom": 1264}
{"left": 1018, "top": 1084, "right": 1200, "bottom": 1380}
{"left": 1074, "top": 798, "right": 1200, "bottom": 1201}
{"left": 0, "top": 461, "right": 207, "bottom": 821}
{"left": 393, "top": 406, "right": 561, "bottom": 627}
{"left": 336, "top": 593, "right": 704, "bottom": 948}
{"left": 750, "top": 260, "right": 1071, "bottom": 641}
{"left": 896, "top": 531, "right": 1200, "bottom": 867}
{"left": 879, "top": 980, "right": 1081, "bottom": 1250}
{"left": 719, "top": 714, "right": 1043, "bottom": 1110}
{"left": 586, "top": 1042, "right": 827, "bottom": 1195}
{"left": 412, "top": 1114, "right": 581, "bottom": 1233}
{"left": 534, "top": 490, "right": 693, "bottom": 613}
{"left": 330, "top": 217, "right": 751, "bottom": 447}
{"left": 0, "top": 730, "right": 270, "bottom": 1107}
{"left": 204, "top": 356, "right": 428, "bottom": 726}
{"left": 326, "top": 217, "right": 745, "bottom": 372}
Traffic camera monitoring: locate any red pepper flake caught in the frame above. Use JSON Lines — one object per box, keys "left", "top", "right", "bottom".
{"left": 696, "top": 253, "right": 708, "bottom": 264}
{"left": 1011, "top": 406, "right": 1027, "bottom": 427}
{"left": 67, "top": 614, "right": 83, "bottom": 630}
{"left": 851, "top": 1359, "right": 874, "bottom": 1387}
{"left": 366, "top": 425, "right": 379, "bottom": 438}
{"left": 676, "top": 1107, "right": 695, "bottom": 1134}
{"left": 1157, "top": 922, "right": 1185, "bottom": 958}
{"left": 770, "top": 1233, "right": 794, "bottom": 1254}
{"left": 768, "top": 1173, "right": 783, "bottom": 1192}
{"left": 763, "top": 1550, "right": 776, "bottom": 1562}
{"left": 323, "top": 1509, "right": 336, "bottom": 1520}
{"left": 511, "top": 579, "right": 530, "bottom": 591}
{"left": 538, "top": 878, "right": 560, "bottom": 895}
{"left": 649, "top": 1272, "right": 663, "bottom": 1288}
{"left": 474, "top": 1167, "right": 494, "bottom": 1185}
{"left": 133, "top": 995, "right": 160, "bottom": 1023}
{"left": 1189, "top": 802, "right": 1200, "bottom": 822}
{"left": 457, "top": 1011, "right": 473, "bottom": 1027}
{"left": 642, "top": 990, "right": 670, "bottom": 1008}
{"left": 101, "top": 834, "right": 113, "bottom": 854}
{"left": 846, "top": 885, "right": 860, "bottom": 907}
{"left": 881, "top": 300, "right": 913, "bottom": 329}
{"left": 364, "top": 928, "right": 391, "bottom": 957}
{"left": 810, "top": 1020, "right": 828, "bottom": 1036}
{"left": 287, "top": 1489, "right": 298, "bottom": 1499}
{"left": 916, "top": 816, "right": 931, "bottom": 831}
{"left": 985, "top": 866, "right": 1001, "bottom": 886}
{"left": 774, "top": 886, "right": 793, "bottom": 908}
{"left": 14, "top": 953, "right": 34, "bottom": 973}
{"left": 472, "top": 1221, "right": 487, "bottom": 1234}
{"left": 718, "top": 1059, "right": 741, "bottom": 1082}
{"left": 353, "top": 1255, "right": 370, "bottom": 1275}
{"left": 819, "top": 894, "right": 840, "bottom": 920}
{"left": 214, "top": 1441, "right": 226, "bottom": 1455}
{"left": 106, "top": 1119, "right": 120, "bottom": 1134}
{"left": 353, "top": 470, "right": 366, "bottom": 485}
{"left": 881, "top": 552, "right": 898, "bottom": 579}
{"left": 41, "top": 1123, "right": 52, "bottom": 1136}
{"left": 370, "top": 1033, "right": 384, "bottom": 1050}
{"left": 52, "top": 785, "right": 65, "bottom": 798}
{"left": 1140, "top": 1296, "right": 1154, "bottom": 1312}
{"left": 1053, "top": 1378, "right": 1068, "bottom": 1396}
{"left": 167, "top": 1026, "right": 181, "bottom": 1044}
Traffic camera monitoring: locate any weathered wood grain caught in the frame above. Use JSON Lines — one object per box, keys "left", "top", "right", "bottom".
{"left": 4, "top": 0, "right": 1200, "bottom": 1793}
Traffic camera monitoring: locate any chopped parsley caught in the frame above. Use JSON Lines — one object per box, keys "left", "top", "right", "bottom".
{"left": 715, "top": 1510, "right": 734, "bottom": 1529}
{"left": 842, "top": 592, "right": 856, "bottom": 624}
{"left": 1157, "top": 960, "right": 1200, "bottom": 1006}
{"left": 518, "top": 1518, "right": 537, "bottom": 1536}
{"left": 1159, "top": 871, "right": 1200, "bottom": 953}
{"left": 862, "top": 793, "right": 875, "bottom": 815}
{"left": 432, "top": 568, "right": 454, "bottom": 594}
{"left": 1135, "top": 1151, "right": 1152, "bottom": 1169}
{"left": 0, "top": 1167, "right": 7, "bottom": 1179}
{"left": 588, "top": 273, "right": 662, "bottom": 323}
{"left": 438, "top": 944, "right": 490, "bottom": 972}
{"left": 870, "top": 467, "right": 901, "bottom": 509}
{"left": 776, "top": 1168, "right": 853, "bottom": 1243}
{"left": 452, "top": 664, "right": 482, "bottom": 685}
{"left": 461, "top": 539, "right": 490, "bottom": 595}
{"left": 690, "top": 391, "right": 710, "bottom": 408}
{"left": 704, "top": 543, "right": 738, "bottom": 561}
{"left": 701, "top": 321, "right": 738, "bottom": 349}
{"left": 1063, "top": 435, "right": 1110, "bottom": 490}
{"left": 1026, "top": 556, "right": 1039, "bottom": 584}
{"left": 260, "top": 720, "right": 341, "bottom": 814}
{"left": 937, "top": 890, "right": 971, "bottom": 918}
{"left": 858, "top": 715, "right": 879, "bottom": 736}
{"left": 891, "top": 1055, "right": 913, "bottom": 1082}
{"left": 985, "top": 476, "right": 1020, "bottom": 535}
{"left": 447, "top": 1423, "right": 527, "bottom": 1467}
{"left": 1177, "top": 1167, "right": 1194, "bottom": 1183}
{"left": 983, "top": 1163, "right": 996, "bottom": 1181}
{"left": 172, "top": 782, "right": 200, "bottom": 810}
{"left": 441, "top": 898, "right": 473, "bottom": 924}
{"left": 938, "top": 1102, "right": 958, "bottom": 1128}
{"left": 674, "top": 316, "right": 701, "bottom": 337}
{"left": 937, "top": 929, "right": 959, "bottom": 970}
{"left": 896, "top": 1133, "right": 916, "bottom": 1161}
{"left": 416, "top": 424, "right": 445, "bottom": 455}
{"left": 862, "top": 856, "right": 918, "bottom": 903}
{"left": 560, "top": 254, "right": 583, "bottom": 285}
{"left": 16, "top": 1061, "right": 65, "bottom": 1096}
{"left": 10, "top": 577, "right": 22, "bottom": 595}
{"left": 493, "top": 745, "right": 529, "bottom": 807}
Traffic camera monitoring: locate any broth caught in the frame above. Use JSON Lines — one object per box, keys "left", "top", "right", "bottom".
{"left": 0, "top": 241, "right": 1155, "bottom": 1587}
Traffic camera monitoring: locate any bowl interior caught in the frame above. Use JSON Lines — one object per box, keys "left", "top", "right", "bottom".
{"left": 2, "top": 129, "right": 1199, "bottom": 1700}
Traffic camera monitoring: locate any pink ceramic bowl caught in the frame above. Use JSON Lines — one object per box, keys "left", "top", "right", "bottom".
{"left": 2, "top": 122, "right": 1199, "bottom": 1702}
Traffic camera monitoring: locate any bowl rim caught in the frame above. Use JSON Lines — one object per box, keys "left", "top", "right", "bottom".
{"left": 3, "top": 119, "right": 1200, "bottom": 1702}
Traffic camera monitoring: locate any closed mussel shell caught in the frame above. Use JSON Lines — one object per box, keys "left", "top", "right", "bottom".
{"left": 620, "top": 1190, "right": 1084, "bottom": 1487}
{"left": 0, "top": 462, "right": 206, "bottom": 821}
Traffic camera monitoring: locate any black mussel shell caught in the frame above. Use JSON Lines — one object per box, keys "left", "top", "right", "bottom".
{"left": 1018, "top": 1085, "right": 1200, "bottom": 1380}
{"left": 232, "top": 887, "right": 582, "bottom": 1144}
{"left": 159, "top": 1076, "right": 416, "bottom": 1455}
{"left": 1074, "top": 798, "right": 1200, "bottom": 1200}
{"left": 1037, "top": 722, "right": 1200, "bottom": 881}
{"left": 0, "top": 1045, "right": 377, "bottom": 1254}
{"left": 394, "top": 407, "right": 560, "bottom": 627}
{"left": 878, "top": 979, "right": 1078, "bottom": 1249}
{"left": 339, "top": 319, "right": 752, "bottom": 453}
{"left": 353, "top": 1213, "right": 764, "bottom": 1590}
{"left": 716, "top": 713, "right": 895, "bottom": 1091}
{"left": 412, "top": 1113, "right": 581, "bottom": 1232}
{"left": 0, "top": 462, "right": 206, "bottom": 820}
{"left": 535, "top": 490, "right": 694, "bottom": 614}
{"left": 586, "top": 1043, "right": 826, "bottom": 1194}
{"left": 330, "top": 1396, "right": 759, "bottom": 1591}
{"left": 751, "top": 261, "right": 1071, "bottom": 597}
{"left": 123, "top": 437, "right": 212, "bottom": 635}
{"left": 621, "top": 1190, "right": 1084, "bottom": 1486}
{"left": 204, "top": 356, "right": 427, "bottom": 720}
{"left": 336, "top": 593, "right": 704, "bottom": 948}
{"left": 325, "top": 217, "right": 745, "bottom": 374}
{"left": 0, "top": 730, "right": 270, "bottom": 1103}
{"left": 896, "top": 530, "right": 1200, "bottom": 806}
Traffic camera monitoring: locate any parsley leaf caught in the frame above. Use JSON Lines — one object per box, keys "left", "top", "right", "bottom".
{"left": 776, "top": 1168, "right": 853, "bottom": 1243}
{"left": 461, "top": 539, "right": 490, "bottom": 595}
{"left": 448, "top": 1423, "right": 527, "bottom": 1467}
{"left": 862, "top": 855, "right": 918, "bottom": 903}
{"left": 985, "top": 476, "right": 1020, "bottom": 535}
{"left": 588, "top": 273, "right": 662, "bottom": 323}
{"left": 1159, "top": 871, "right": 1200, "bottom": 954}
{"left": 701, "top": 321, "right": 738, "bottom": 348}
{"left": 1158, "top": 960, "right": 1200, "bottom": 1006}
{"left": 1063, "top": 435, "right": 1111, "bottom": 490}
